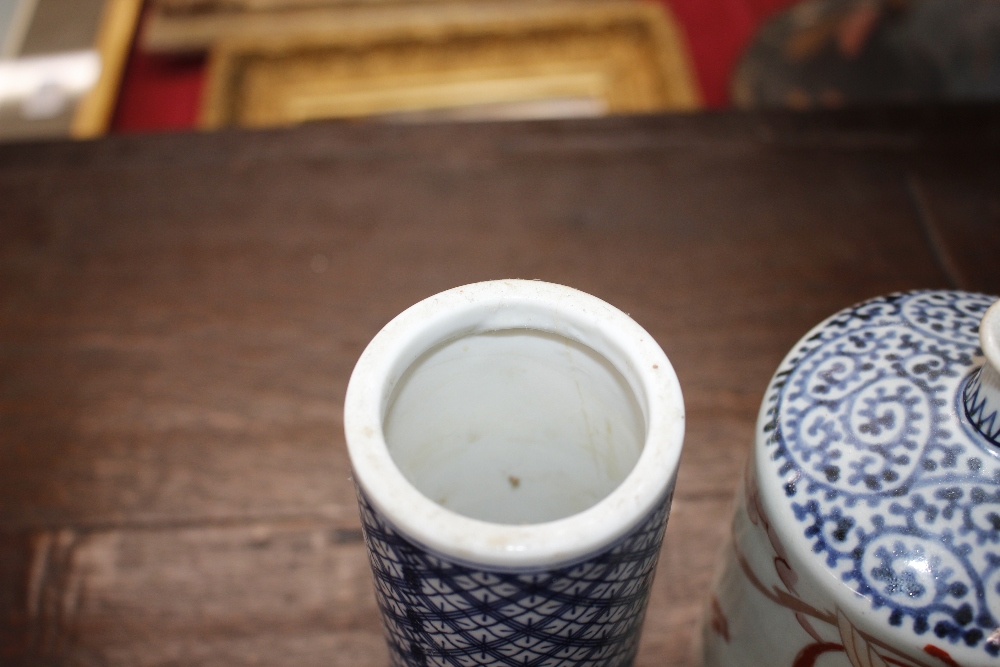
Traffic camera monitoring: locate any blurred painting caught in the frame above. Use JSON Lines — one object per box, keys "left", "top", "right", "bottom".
{"left": 0, "top": 0, "right": 140, "bottom": 141}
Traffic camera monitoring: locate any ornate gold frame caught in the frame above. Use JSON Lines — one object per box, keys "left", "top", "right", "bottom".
{"left": 199, "top": 1, "right": 700, "bottom": 128}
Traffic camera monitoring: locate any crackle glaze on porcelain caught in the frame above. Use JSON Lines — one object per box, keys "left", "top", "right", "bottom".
{"left": 344, "top": 280, "right": 685, "bottom": 667}
{"left": 704, "top": 291, "right": 1000, "bottom": 667}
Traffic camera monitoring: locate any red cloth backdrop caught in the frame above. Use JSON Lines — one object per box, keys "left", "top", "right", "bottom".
{"left": 111, "top": 49, "right": 206, "bottom": 131}
{"left": 669, "top": 0, "right": 798, "bottom": 107}
{"left": 110, "top": 0, "right": 799, "bottom": 132}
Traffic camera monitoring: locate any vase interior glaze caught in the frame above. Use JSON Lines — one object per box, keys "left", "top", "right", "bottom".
{"left": 383, "top": 329, "right": 645, "bottom": 525}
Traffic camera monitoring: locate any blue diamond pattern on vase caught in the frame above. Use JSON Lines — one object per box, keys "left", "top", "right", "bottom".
{"left": 356, "top": 487, "right": 672, "bottom": 667}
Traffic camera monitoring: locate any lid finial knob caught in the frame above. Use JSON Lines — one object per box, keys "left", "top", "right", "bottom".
{"left": 965, "top": 300, "right": 1000, "bottom": 445}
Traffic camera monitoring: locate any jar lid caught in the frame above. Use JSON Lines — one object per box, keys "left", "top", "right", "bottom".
{"left": 756, "top": 290, "right": 1000, "bottom": 663}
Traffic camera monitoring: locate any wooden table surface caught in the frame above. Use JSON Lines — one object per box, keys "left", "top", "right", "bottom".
{"left": 1, "top": 107, "right": 998, "bottom": 667}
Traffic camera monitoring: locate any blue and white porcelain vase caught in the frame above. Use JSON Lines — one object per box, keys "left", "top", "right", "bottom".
{"left": 344, "top": 280, "right": 686, "bottom": 667}
{"left": 703, "top": 291, "right": 1000, "bottom": 667}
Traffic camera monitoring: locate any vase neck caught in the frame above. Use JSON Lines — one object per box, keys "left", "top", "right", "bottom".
{"left": 965, "top": 301, "right": 1000, "bottom": 446}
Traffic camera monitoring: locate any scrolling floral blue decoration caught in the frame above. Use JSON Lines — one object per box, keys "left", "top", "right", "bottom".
{"left": 356, "top": 488, "right": 670, "bottom": 667}
{"left": 763, "top": 291, "right": 1000, "bottom": 658}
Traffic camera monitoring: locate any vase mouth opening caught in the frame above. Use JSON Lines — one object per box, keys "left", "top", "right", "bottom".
{"left": 344, "top": 280, "right": 684, "bottom": 568}
{"left": 384, "top": 327, "right": 647, "bottom": 525}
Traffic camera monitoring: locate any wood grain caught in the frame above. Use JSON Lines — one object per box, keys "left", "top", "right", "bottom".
{"left": 906, "top": 159, "right": 1000, "bottom": 295}
{"left": 0, "top": 107, "right": 997, "bottom": 666}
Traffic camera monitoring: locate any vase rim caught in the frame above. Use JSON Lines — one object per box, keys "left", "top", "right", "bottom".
{"left": 343, "top": 279, "right": 685, "bottom": 568}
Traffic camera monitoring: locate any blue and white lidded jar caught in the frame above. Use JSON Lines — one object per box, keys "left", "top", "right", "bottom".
{"left": 704, "top": 291, "right": 1000, "bottom": 667}
{"left": 344, "top": 280, "right": 685, "bottom": 667}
